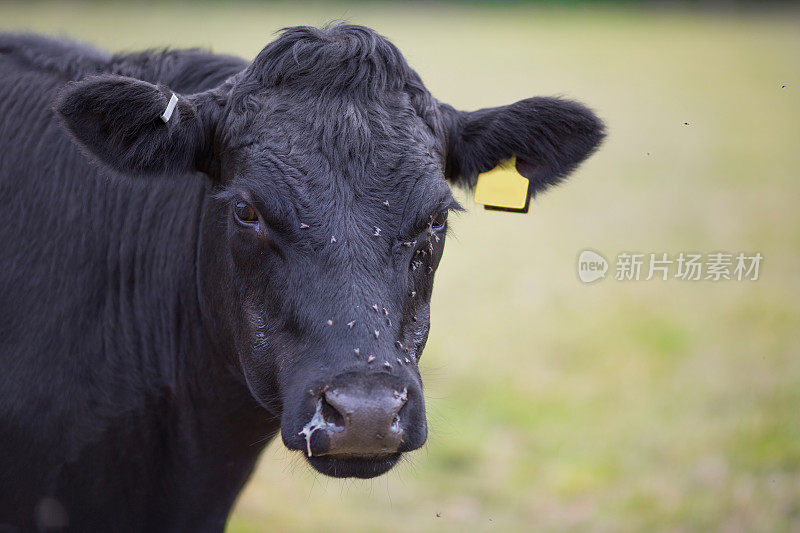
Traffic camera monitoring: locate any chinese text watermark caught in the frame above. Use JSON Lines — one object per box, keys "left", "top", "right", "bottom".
{"left": 578, "top": 250, "right": 762, "bottom": 283}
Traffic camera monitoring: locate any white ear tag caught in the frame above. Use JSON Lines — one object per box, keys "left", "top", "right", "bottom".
{"left": 159, "top": 93, "right": 178, "bottom": 123}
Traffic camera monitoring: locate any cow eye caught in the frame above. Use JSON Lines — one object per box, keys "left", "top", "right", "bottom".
{"left": 234, "top": 201, "right": 259, "bottom": 224}
{"left": 430, "top": 210, "right": 448, "bottom": 231}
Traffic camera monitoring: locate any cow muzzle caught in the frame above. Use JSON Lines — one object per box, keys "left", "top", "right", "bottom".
{"left": 285, "top": 370, "right": 427, "bottom": 478}
{"left": 317, "top": 383, "right": 406, "bottom": 455}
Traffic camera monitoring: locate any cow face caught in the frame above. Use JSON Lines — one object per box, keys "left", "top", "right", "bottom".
{"left": 55, "top": 25, "right": 604, "bottom": 479}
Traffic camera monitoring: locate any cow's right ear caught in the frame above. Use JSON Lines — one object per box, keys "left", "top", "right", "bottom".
{"left": 53, "top": 74, "right": 216, "bottom": 176}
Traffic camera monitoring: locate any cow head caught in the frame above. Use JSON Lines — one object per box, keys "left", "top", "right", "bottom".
{"left": 54, "top": 25, "right": 604, "bottom": 479}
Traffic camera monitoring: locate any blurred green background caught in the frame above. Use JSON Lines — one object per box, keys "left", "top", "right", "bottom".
{"left": 3, "top": 1, "right": 798, "bottom": 531}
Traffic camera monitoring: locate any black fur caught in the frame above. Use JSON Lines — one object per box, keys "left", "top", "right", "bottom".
{"left": 0, "top": 25, "right": 604, "bottom": 532}
{"left": 441, "top": 97, "right": 606, "bottom": 192}
{"left": 54, "top": 75, "right": 207, "bottom": 175}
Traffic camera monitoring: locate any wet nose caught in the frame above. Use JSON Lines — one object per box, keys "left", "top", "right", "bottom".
{"left": 321, "top": 384, "right": 407, "bottom": 456}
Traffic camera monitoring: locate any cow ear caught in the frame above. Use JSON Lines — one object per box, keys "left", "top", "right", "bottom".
{"left": 53, "top": 74, "right": 215, "bottom": 176}
{"left": 442, "top": 97, "right": 605, "bottom": 195}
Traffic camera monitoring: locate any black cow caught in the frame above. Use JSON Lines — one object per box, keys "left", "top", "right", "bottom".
{"left": 0, "top": 25, "right": 604, "bottom": 531}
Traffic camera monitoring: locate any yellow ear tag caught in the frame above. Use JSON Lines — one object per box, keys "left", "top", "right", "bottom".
{"left": 473, "top": 157, "right": 532, "bottom": 213}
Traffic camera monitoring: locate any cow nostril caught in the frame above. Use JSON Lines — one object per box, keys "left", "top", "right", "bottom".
{"left": 319, "top": 395, "right": 346, "bottom": 428}
{"left": 391, "top": 388, "right": 409, "bottom": 430}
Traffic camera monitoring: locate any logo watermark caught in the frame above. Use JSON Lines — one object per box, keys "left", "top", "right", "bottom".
{"left": 577, "top": 250, "right": 609, "bottom": 283}
{"left": 578, "top": 250, "right": 762, "bottom": 283}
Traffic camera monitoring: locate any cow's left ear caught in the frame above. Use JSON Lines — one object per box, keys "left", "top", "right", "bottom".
{"left": 441, "top": 97, "right": 605, "bottom": 195}
{"left": 54, "top": 74, "right": 217, "bottom": 177}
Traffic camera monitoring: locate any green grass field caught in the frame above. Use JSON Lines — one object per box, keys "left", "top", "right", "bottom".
{"left": 3, "top": 2, "right": 799, "bottom": 530}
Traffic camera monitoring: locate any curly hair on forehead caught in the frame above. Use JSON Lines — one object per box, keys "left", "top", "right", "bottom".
{"left": 244, "top": 24, "right": 410, "bottom": 93}
{"left": 228, "top": 24, "right": 444, "bottom": 136}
